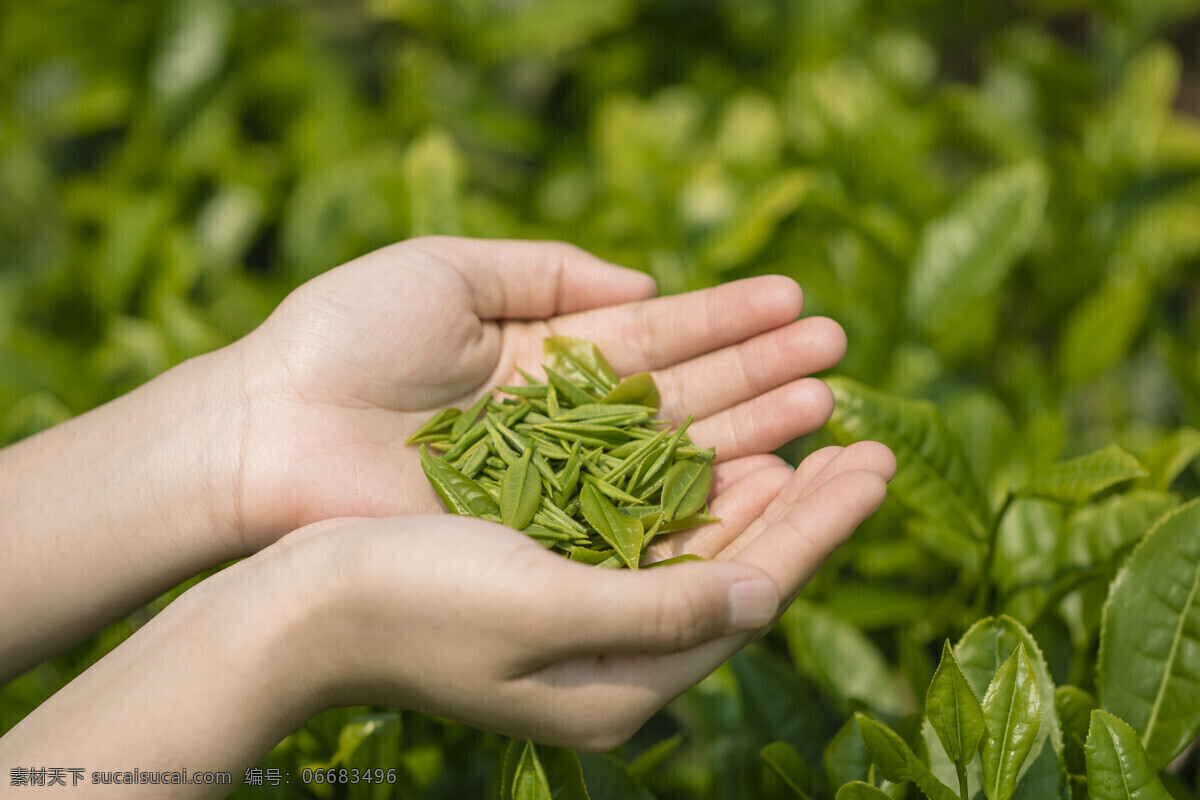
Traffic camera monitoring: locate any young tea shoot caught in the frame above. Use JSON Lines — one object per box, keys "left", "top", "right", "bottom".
{"left": 408, "top": 336, "right": 718, "bottom": 569}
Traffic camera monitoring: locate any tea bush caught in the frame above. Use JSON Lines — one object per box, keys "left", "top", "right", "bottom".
{"left": 3, "top": 1, "right": 1200, "bottom": 797}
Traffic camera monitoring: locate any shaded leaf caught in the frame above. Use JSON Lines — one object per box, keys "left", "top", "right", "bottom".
{"left": 855, "top": 713, "right": 958, "bottom": 800}
{"left": 836, "top": 782, "right": 893, "bottom": 800}
{"left": 761, "top": 741, "right": 816, "bottom": 799}
{"left": 1097, "top": 498, "right": 1200, "bottom": 768}
{"left": 1055, "top": 687, "right": 1096, "bottom": 776}
{"left": 825, "top": 716, "right": 872, "bottom": 793}
{"left": 907, "top": 162, "right": 1048, "bottom": 335}
{"left": 828, "top": 377, "right": 992, "bottom": 540}
{"left": 782, "top": 600, "right": 902, "bottom": 716}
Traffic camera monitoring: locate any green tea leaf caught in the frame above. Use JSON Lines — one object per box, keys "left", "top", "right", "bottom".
{"left": 1055, "top": 687, "right": 1096, "bottom": 776}
{"left": 761, "top": 741, "right": 816, "bottom": 800}
{"left": 835, "top": 782, "right": 892, "bottom": 800}
{"left": 926, "top": 640, "right": 986, "bottom": 767}
{"left": 513, "top": 741, "right": 553, "bottom": 800}
{"left": 406, "top": 407, "right": 462, "bottom": 444}
{"left": 980, "top": 644, "right": 1042, "bottom": 800}
{"left": 1056, "top": 268, "right": 1152, "bottom": 389}
{"left": 419, "top": 445, "right": 501, "bottom": 518}
{"left": 1061, "top": 490, "right": 1179, "bottom": 570}
{"left": 1017, "top": 445, "right": 1148, "bottom": 504}
{"left": 1084, "top": 711, "right": 1172, "bottom": 800}
{"left": 907, "top": 161, "right": 1048, "bottom": 335}
{"left": 537, "top": 746, "right": 592, "bottom": 800}
{"left": 544, "top": 366, "right": 599, "bottom": 408}
{"left": 782, "top": 600, "right": 902, "bottom": 717}
{"left": 950, "top": 616, "right": 1066, "bottom": 800}
{"left": 626, "top": 734, "right": 682, "bottom": 781}
{"left": 501, "top": 446, "right": 542, "bottom": 530}
{"left": 601, "top": 372, "right": 661, "bottom": 410}
{"left": 1138, "top": 427, "right": 1200, "bottom": 492}
{"left": 452, "top": 391, "right": 493, "bottom": 442}
{"left": 1097, "top": 498, "right": 1200, "bottom": 768}
{"left": 828, "top": 377, "right": 992, "bottom": 540}
{"left": 661, "top": 459, "right": 713, "bottom": 522}
{"left": 580, "top": 483, "right": 644, "bottom": 569}
{"left": 545, "top": 336, "right": 619, "bottom": 394}
{"left": 643, "top": 553, "right": 706, "bottom": 568}
{"left": 576, "top": 753, "right": 655, "bottom": 800}
{"left": 825, "top": 716, "right": 872, "bottom": 793}
{"left": 855, "top": 713, "right": 958, "bottom": 800}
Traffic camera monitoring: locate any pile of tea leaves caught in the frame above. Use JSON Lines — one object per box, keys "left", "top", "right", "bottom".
{"left": 407, "top": 337, "right": 717, "bottom": 569}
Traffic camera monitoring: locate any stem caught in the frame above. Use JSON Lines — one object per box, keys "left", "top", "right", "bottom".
{"left": 972, "top": 491, "right": 1015, "bottom": 619}
{"left": 956, "top": 760, "right": 970, "bottom": 800}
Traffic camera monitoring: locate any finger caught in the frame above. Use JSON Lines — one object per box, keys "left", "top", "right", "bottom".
{"left": 724, "top": 469, "right": 889, "bottom": 599}
{"left": 720, "top": 441, "right": 896, "bottom": 559}
{"left": 712, "top": 454, "right": 791, "bottom": 495}
{"left": 546, "top": 276, "right": 804, "bottom": 375}
{"left": 687, "top": 379, "right": 834, "bottom": 461}
{"left": 541, "top": 560, "right": 779, "bottom": 658}
{"left": 648, "top": 462, "right": 793, "bottom": 561}
{"left": 653, "top": 318, "right": 846, "bottom": 421}
{"left": 404, "top": 237, "right": 658, "bottom": 319}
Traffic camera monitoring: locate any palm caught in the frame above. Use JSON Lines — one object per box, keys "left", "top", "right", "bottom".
{"left": 233, "top": 237, "right": 853, "bottom": 547}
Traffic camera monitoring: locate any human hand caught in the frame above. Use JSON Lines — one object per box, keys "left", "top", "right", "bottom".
{"left": 283, "top": 441, "right": 894, "bottom": 750}
{"left": 227, "top": 236, "right": 848, "bottom": 551}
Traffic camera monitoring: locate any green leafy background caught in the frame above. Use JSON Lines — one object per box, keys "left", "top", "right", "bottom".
{"left": 4, "top": 0, "right": 1200, "bottom": 797}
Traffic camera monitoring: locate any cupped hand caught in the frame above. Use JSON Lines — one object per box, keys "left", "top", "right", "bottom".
{"left": 228, "top": 237, "right": 848, "bottom": 550}
{"left": 278, "top": 441, "right": 894, "bottom": 751}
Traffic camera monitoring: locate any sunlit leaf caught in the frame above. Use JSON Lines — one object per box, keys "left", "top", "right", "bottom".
{"left": 906, "top": 162, "right": 1048, "bottom": 336}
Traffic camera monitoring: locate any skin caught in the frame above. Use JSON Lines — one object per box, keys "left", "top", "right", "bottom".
{"left": 0, "top": 237, "right": 896, "bottom": 797}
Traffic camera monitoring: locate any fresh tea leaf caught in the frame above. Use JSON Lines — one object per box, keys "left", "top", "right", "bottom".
{"left": 501, "top": 446, "right": 542, "bottom": 530}
{"left": 545, "top": 336, "right": 619, "bottom": 394}
{"left": 580, "top": 483, "right": 644, "bottom": 569}
{"left": 601, "top": 372, "right": 661, "bottom": 410}
{"left": 419, "top": 445, "right": 501, "bottom": 518}
{"left": 661, "top": 459, "right": 713, "bottom": 522}
{"left": 855, "top": 713, "right": 958, "bottom": 800}
{"left": 979, "top": 644, "right": 1042, "bottom": 800}
{"left": 1097, "top": 498, "right": 1200, "bottom": 768}
{"left": 1016, "top": 445, "right": 1148, "bottom": 505}
{"left": 907, "top": 161, "right": 1048, "bottom": 336}
{"left": 513, "top": 741, "right": 553, "bottom": 800}
{"left": 926, "top": 640, "right": 986, "bottom": 767}
{"left": 835, "top": 782, "right": 892, "bottom": 800}
{"left": 828, "top": 377, "right": 992, "bottom": 540}
{"left": 1084, "top": 711, "right": 1172, "bottom": 800}
{"left": 760, "top": 741, "right": 816, "bottom": 800}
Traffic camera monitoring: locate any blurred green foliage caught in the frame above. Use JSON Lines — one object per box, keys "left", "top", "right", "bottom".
{"left": 4, "top": 0, "right": 1200, "bottom": 797}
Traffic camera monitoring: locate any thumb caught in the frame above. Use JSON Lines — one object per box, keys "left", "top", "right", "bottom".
{"left": 544, "top": 560, "right": 780, "bottom": 657}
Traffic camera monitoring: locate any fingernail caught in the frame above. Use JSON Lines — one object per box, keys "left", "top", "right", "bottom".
{"left": 727, "top": 579, "right": 778, "bottom": 632}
